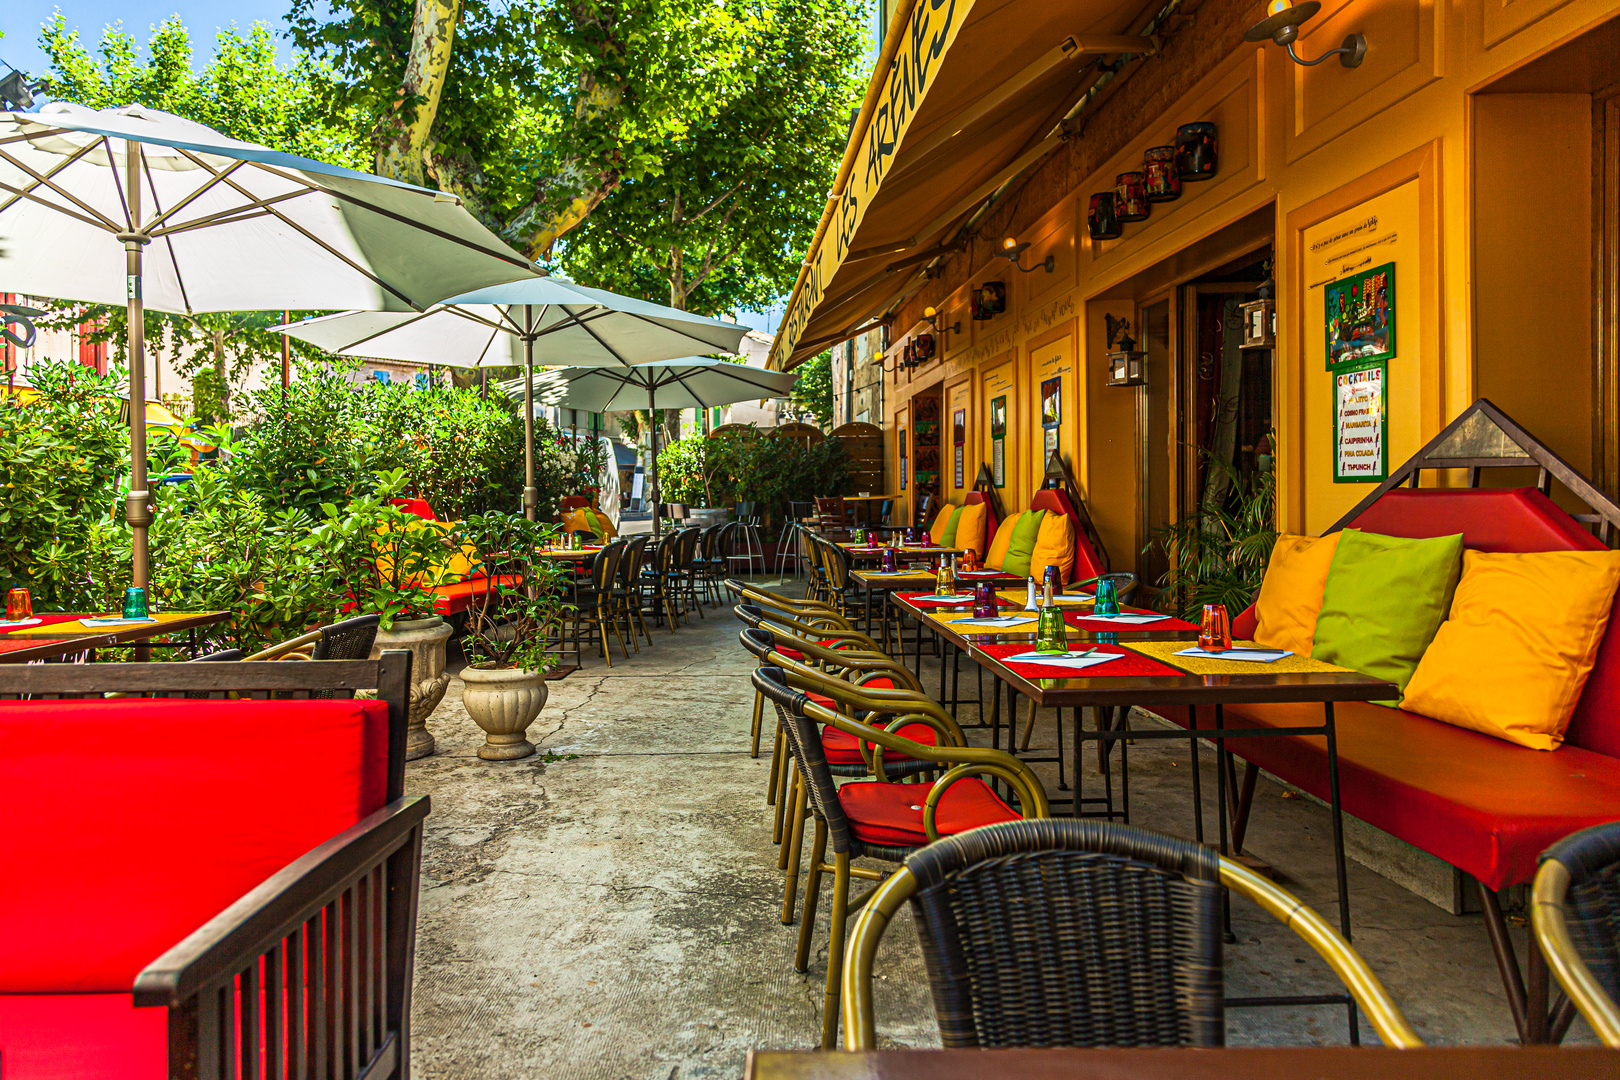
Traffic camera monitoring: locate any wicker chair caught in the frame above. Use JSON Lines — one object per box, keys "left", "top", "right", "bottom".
{"left": 570, "top": 540, "right": 628, "bottom": 666}
{"left": 673, "top": 526, "right": 705, "bottom": 620}
{"left": 752, "top": 664, "right": 1049, "bottom": 1049}
{"left": 694, "top": 522, "right": 728, "bottom": 607}
{"left": 615, "top": 533, "right": 653, "bottom": 650}
{"left": 1533, "top": 821, "right": 1620, "bottom": 1046}
{"left": 640, "top": 534, "right": 681, "bottom": 632}
{"left": 840, "top": 818, "right": 1422, "bottom": 1051}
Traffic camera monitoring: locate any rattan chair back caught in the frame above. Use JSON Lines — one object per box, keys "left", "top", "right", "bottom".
{"left": 1533, "top": 821, "right": 1620, "bottom": 1046}
{"left": 676, "top": 527, "right": 700, "bottom": 571}
{"left": 311, "top": 613, "right": 381, "bottom": 662}
{"left": 619, "top": 534, "right": 649, "bottom": 588}
{"left": 589, "top": 540, "right": 624, "bottom": 594}
{"left": 752, "top": 665, "right": 854, "bottom": 853}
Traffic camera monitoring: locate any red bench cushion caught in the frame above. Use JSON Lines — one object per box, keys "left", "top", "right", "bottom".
{"left": 1030, "top": 488, "right": 1107, "bottom": 583}
{"left": 840, "top": 778, "right": 1021, "bottom": 848}
{"left": 0, "top": 698, "right": 389, "bottom": 992}
{"left": 0, "top": 994, "right": 165, "bottom": 1080}
{"left": 1165, "top": 700, "right": 1620, "bottom": 890}
{"left": 429, "top": 573, "right": 521, "bottom": 615}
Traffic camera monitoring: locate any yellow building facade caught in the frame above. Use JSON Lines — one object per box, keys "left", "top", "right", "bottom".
{"left": 774, "top": 0, "right": 1620, "bottom": 590}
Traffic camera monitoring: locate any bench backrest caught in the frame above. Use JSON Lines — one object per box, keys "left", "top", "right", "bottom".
{"left": 0, "top": 657, "right": 409, "bottom": 994}
{"left": 1233, "top": 488, "right": 1620, "bottom": 757}
{"left": 1030, "top": 488, "right": 1108, "bottom": 583}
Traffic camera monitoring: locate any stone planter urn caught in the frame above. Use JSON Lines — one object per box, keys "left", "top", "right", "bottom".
{"left": 460, "top": 664, "right": 549, "bottom": 760}
{"left": 371, "top": 615, "right": 452, "bottom": 760}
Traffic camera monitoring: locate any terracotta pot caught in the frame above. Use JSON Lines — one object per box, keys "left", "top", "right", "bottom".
{"left": 371, "top": 615, "right": 452, "bottom": 760}
{"left": 460, "top": 663, "right": 549, "bottom": 761}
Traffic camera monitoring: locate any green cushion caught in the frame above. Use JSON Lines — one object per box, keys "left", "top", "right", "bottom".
{"left": 1311, "top": 529, "right": 1465, "bottom": 703}
{"left": 939, "top": 506, "right": 965, "bottom": 548}
{"left": 1001, "top": 509, "right": 1048, "bottom": 578}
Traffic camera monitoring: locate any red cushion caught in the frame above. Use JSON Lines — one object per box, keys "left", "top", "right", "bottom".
{"left": 429, "top": 573, "right": 521, "bottom": 615}
{"left": 1029, "top": 488, "right": 1107, "bottom": 582}
{"left": 388, "top": 497, "right": 438, "bottom": 521}
{"left": 1163, "top": 700, "right": 1620, "bottom": 890}
{"left": 820, "top": 721, "right": 938, "bottom": 764}
{"left": 839, "top": 778, "right": 1021, "bottom": 848}
{"left": 0, "top": 699, "right": 389, "bottom": 992}
{"left": 0, "top": 994, "right": 166, "bottom": 1080}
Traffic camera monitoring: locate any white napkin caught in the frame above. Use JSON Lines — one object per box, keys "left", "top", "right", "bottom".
{"left": 79, "top": 616, "right": 159, "bottom": 626}
{"left": 1002, "top": 650, "right": 1122, "bottom": 670}
{"left": 911, "top": 594, "right": 976, "bottom": 603}
{"left": 0, "top": 617, "right": 42, "bottom": 628}
{"left": 948, "top": 615, "right": 1036, "bottom": 627}
{"left": 1079, "top": 612, "right": 1168, "bottom": 623}
{"left": 1174, "top": 647, "right": 1291, "bottom": 663}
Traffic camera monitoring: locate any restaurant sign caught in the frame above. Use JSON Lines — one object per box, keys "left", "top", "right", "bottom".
{"left": 1334, "top": 362, "right": 1387, "bottom": 483}
{"left": 771, "top": 0, "right": 976, "bottom": 366}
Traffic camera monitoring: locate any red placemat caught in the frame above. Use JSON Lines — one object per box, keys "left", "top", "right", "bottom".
{"left": 0, "top": 613, "right": 93, "bottom": 636}
{"left": 895, "top": 591, "right": 1015, "bottom": 608}
{"left": 976, "top": 641, "right": 1185, "bottom": 679}
{"left": 1064, "top": 609, "right": 1200, "bottom": 632}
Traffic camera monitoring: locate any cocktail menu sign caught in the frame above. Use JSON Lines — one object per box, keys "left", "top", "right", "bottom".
{"left": 1334, "top": 363, "right": 1388, "bottom": 483}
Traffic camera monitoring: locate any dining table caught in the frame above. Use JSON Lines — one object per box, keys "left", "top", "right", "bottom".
{"left": 840, "top": 493, "right": 896, "bottom": 528}
{"left": 887, "top": 589, "right": 1398, "bottom": 1042}
{"left": 745, "top": 1046, "right": 1619, "bottom": 1080}
{"left": 0, "top": 610, "right": 231, "bottom": 663}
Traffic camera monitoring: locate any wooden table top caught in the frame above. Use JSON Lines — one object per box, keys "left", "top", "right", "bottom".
{"left": 842, "top": 494, "right": 897, "bottom": 502}
{"left": 890, "top": 594, "right": 1394, "bottom": 708}
{"left": 745, "top": 1046, "right": 1619, "bottom": 1080}
{"left": 537, "top": 547, "right": 603, "bottom": 559}
{"left": 0, "top": 610, "right": 230, "bottom": 663}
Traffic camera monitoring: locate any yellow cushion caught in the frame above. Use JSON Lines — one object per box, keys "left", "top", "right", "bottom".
{"left": 928, "top": 503, "right": 956, "bottom": 546}
{"left": 1402, "top": 549, "right": 1620, "bottom": 750}
{"left": 563, "top": 506, "right": 614, "bottom": 536}
{"left": 985, "top": 512, "right": 1022, "bottom": 571}
{"left": 1028, "top": 511, "right": 1074, "bottom": 583}
{"left": 590, "top": 508, "right": 617, "bottom": 538}
{"left": 954, "top": 502, "right": 989, "bottom": 559}
{"left": 1252, "top": 532, "right": 1344, "bottom": 655}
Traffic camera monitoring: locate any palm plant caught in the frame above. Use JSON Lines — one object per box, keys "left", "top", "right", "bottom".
{"left": 1149, "top": 446, "right": 1277, "bottom": 620}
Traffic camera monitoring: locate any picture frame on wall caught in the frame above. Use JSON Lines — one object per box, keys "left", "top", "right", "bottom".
{"left": 1040, "top": 376, "right": 1061, "bottom": 428}
{"left": 952, "top": 408, "right": 966, "bottom": 488}
{"left": 989, "top": 395, "right": 1007, "bottom": 488}
{"left": 1325, "top": 262, "right": 1394, "bottom": 369}
{"left": 899, "top": 428, "right": 908, "bottom": 492}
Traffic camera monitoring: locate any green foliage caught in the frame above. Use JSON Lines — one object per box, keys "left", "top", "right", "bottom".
{"left": 557, "top": 0, "right": 869, "bottom": 314}
{"left": 307, "top": 470, "right": 447, "bottom": 629}
{"left": 789, "top": 351, "right": 835, "bottom": 430}
{"left": 656, "top": 429, "right": 852, "bottom": 515}
{"left": 456, "top": 512, "right": 570, "bottom": 672}
{"left": 1148, "top": 450, "right": 1277, "bottom": 620}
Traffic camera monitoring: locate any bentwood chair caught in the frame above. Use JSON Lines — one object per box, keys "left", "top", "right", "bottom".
{"left": 840, "top": 818, "right": 1422, "bottom": 1051}
{"left": 1533, "top": 821, "right": 1620, "bottom": 1046}
{"left": 695, "top": 522, "right": 729, "bottom": 607}
{"left": 672, "top": 526, "right": 705, "bottom": 621}
{"left": 615, "top": 533, "right": 653, "bottom": 650}
{"left": 641, "top": 534, "right": 680, "bottom": 632}
{"left": 572, "top": 540, "right": 628, "bottom": 666}
{"left": 752, "top": 665, "right": 1048, "bottom": 1049}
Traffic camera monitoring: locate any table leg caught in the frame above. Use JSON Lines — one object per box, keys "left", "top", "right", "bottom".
{"left": 1187, "top": 705, "right": 1204, "bottom": 845}
{"left": 1215, "top": 704, "right": 1236, "bottom": 943}
{"left": 1324, "top": 700, "right": 1360, "bottom": 1046}
{"left": 938, "top": 638, "right": 949, "bottom": 704}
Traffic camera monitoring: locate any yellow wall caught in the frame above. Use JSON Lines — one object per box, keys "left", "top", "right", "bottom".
{"left": 880, "top": 0, "right": 1620, "bottom": 572}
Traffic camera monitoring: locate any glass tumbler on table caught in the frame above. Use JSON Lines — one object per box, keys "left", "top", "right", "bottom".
{"left": 1199, "top": 603, "right": 1232, "bottom": 651}
{"left": 6, "top": 587, "right": 32, "bottom": 620}
{"left": 972, "top": 582, "right": 996, "bottom": 619}
{"left": 1034, "top": 580, "right": 1068, "bottom": 654}
{"left": 1093, "top": 577, "right": 1119, "bottom": 616}
{"left": 880, "top": 548, "right": 897, "bottom": 573}
{"left": 122, "top": 586, "right": 149, "bottom": 620}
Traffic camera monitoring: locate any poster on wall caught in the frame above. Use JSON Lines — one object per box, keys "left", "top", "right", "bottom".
{"left": 952, "top": 408, "right": 966, "bottom": 488}
{"left": 899, "top": 428, "right": 908, "bottom": 492}
{"left": 990, "top": 396, "right": 1007, "bottom": 487}
{"left": 1325, "top": 262, "right": 1394, "bottom": 369}
{"left": 1334, "top": 362, "right": 1388, "bottom": 483}
{"left": 1040, "top": 376, "right": 1061, "bottom": 458}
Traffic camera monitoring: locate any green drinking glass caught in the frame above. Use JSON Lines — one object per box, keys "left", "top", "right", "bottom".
{"left": 1035, "top": 605, "right": 1068, "bottom": 654}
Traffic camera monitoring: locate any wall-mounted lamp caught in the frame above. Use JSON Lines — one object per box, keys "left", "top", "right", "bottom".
{"left": 0, "top": 69, "right": 38, "bottom": 111}
{"left": 922, "top": 306, "right": 960, "bottom": 337}
{"left": 1000, "top": 236, "right": 1055, "bottom": 274}
{"left": 1104, "top": 314, "right": 1147, "bottom": 387}
{"left": 1244, "top": 0, "right": 1365, "bottom": 68}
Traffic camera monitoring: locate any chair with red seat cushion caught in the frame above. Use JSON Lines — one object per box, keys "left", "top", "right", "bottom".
{"left": 753, "top": 664, "right": 1045, "bottom": 1049}
{"left": 388, "top": 496, "right": 438, "bottom": 521}
{"left": 0, "top": 658, "right": 428, "bottom": 1080}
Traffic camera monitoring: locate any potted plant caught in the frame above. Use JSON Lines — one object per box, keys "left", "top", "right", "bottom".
{"left": 309, "top": 470, "right": 453, "bottom": 760}
{"left": 454, "top": 512, "right": 570, "bottom": 760}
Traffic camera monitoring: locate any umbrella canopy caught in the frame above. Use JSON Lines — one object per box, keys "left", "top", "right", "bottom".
{"left": 276, "top": 283, "right": 749, "bottom": 521}
{"left": 0, "top": 101, "right": 538, "bottom": 585}
{"left": 503, "top": 359, "right": 797, "bottom": 533}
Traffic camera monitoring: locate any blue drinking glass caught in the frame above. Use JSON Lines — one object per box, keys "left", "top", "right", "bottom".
{"left": 1093, "top": 577, "right": 1119, "bottom": 616}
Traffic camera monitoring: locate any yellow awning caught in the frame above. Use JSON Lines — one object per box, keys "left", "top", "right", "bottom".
{"left": 771, "top": 0, "right": 1155, "bottom": 369}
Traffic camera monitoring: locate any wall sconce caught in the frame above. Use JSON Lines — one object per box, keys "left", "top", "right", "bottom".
{"left": 972, "top": 281, "right": 1006, "bottom": 320}
{"left": 1245, "top": 1, "right": 1365, "bottom": 67}
{"left": 1104, "top": 314, "right": 1147, "bottom": 387}
{"left": 1238, "top": 270, "right": 1276, "bottom": 350}
{"left": 922, "top": 306, "right": 960, "bottom": 337}
{"left": 1000, "top": 236, "right": 1055, "bottom": 274}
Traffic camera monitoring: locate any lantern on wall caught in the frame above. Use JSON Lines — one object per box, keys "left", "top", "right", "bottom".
{"left": 1174, "top": 122, "right": 1218, "bottom": 181}
{"left": 1238, "top": 271, "right": 1276, "bottom": 349}
{"left": 912, "top": 333, "right": 936, "bottom": 362}
{"left": 1143, "top": 145, "right": 1181, "bottom": 202}
{"left": 1087, "top": 192, "right": 1122, "bottom": 240}
{"left": 1104, "top": 314, "right": 1147, "bottom": 387}
{"left": 972, "top": 281, "right": 1007, "bottom": 320}
{"left": 1114, "top": 171, "right": 1150, "bottom": 222}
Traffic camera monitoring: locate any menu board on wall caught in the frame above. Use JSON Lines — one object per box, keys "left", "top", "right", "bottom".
{"left": 990, "top": 395, "right": 1007, "bottom": 488}
{"left": 952, "top": 408, "right": 966, "bottom": 488}
{"left": 899, "top": 428, "right": 908, "bottom": 491}
{"left": 1334, "top": 363, "right": 1387, "bottom": 483}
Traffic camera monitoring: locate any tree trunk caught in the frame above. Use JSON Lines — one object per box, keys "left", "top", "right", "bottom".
{"left": 375, "top": 0, "right": 461, "bottom": 186}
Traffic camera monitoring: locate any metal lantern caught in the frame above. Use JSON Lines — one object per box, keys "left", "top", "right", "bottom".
{"left": 1114, "top": 171, "right": 1150, "bottom": 222}
{"left": 1104, "top": 314, "right": 1147, "bottom": 387}
{"left": 1238, "top": 298, "right": 1276, "bottom": 349}
{"left": 1087, "top": 192, "right": 1122, "bottom": 240}
{"left": 1174, "top": 122, "right": 1218, "bottom": 181}
{"left": 1144, "top": 145, "right": 1181, "bottom": 202}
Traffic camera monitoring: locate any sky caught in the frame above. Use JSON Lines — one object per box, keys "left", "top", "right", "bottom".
{"left": 0, "top": 3, "right": 875, "bottom": 336}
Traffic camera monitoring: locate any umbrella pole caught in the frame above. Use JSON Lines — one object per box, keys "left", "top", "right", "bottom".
{"left": 523, "top": 304, "right": 536, "bottom": 522}
{"left": 123, "top": 142, "right": 153, "bottom": 588}
{"left": 649, "top": 386, "right": 660, "bottom": 538}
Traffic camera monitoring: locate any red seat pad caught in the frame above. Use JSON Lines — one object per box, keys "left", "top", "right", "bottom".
{"left": 0, "top": 994, "right": 165, "bottom": 1080}
{"left": 839, "top": 777, "right": 1021, "bottom": 848}
{"left": 820, "top": 722, "right": 938, "bottom": 765}
{"left": 0, "top": 699, "right": 389, "bottom": 992}
{"left": 772, "top": 636, "right": 853, "bottom": 664}
{"left": 1162, "top": 701, "right": 1620, "bottom": 890}
{"left": 429, "top": 573, "right": 522, "bottom": 615}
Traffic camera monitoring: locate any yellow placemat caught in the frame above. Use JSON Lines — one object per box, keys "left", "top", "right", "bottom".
{"left": 930, "top": 611, "right": 1041, "bottom": 636}
{"left": 1124, "top": 639, "right": 1353, "bottom": 676}
{"left": 853, "top": 571, "right": 935, "bottom": 584}
{"left": 994, "top": 589, "right": 1094, "bottom": 606}
{"left": 7, "top": 611, "right": 216, "bottom": 637}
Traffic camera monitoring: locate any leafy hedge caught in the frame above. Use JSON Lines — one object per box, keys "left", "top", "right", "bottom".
{"left": 656, "top": 429, "right": 851, "bottom": 515}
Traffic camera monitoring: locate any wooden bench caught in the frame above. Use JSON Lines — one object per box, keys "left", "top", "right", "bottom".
{"left": 0, "top": 655, "right": 428, "bottom": 1078}
{"left": 388, "top": 496, "right": 515, "bottom": 616}
{"left": 1167, "top": 401, "right": 1620, "bottom": 1044}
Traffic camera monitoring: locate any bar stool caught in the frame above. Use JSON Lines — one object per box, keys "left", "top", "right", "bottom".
{"left": 727, "top": 500, "right": 765, "bottom": 577}
{"left": 774, "top": 500, "right": 815, "bottom": 578}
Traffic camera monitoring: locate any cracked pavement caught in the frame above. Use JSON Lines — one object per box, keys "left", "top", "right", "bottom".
{"left": 405, "top": 579, "right": 1596, "bottom": 1079}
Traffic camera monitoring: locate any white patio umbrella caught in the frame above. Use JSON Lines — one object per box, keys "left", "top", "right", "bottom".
{"left": 502, "top": 358, "right": 797, "bottom": 534}
{"left": 276, "top": 281, "right": 749, "bottom": 521}
{"left": 0, "top": 101, "right": 536, "bottom": 585}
